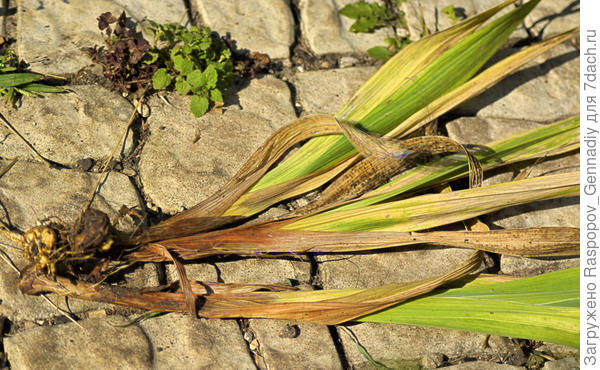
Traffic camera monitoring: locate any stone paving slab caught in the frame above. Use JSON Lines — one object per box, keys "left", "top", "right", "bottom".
{"left": 403, "top": 0, "right": 578, "bottom": 43}
{"left": 456, "top": 43, "right": 579, "bottom": 122}
{"left": 525, "top": 0, "right": 580, "bottom": 38}
{"left": 338, "top": 322, "right": 525, "bottom": 368}
{"left": 444, "top": 361, "right": 525, "bottom": 370}
{"left": 215, "top": 257, "right": 341, "bottom": 368}
{"left": 317, "top": 247, "right": 478, "bottom": 289}
{"left": 402, "top": 0, "right": 524, "bottom": 40}
{"left": 248, "top": 319, "right": 343, "bottom": 369}
{"left": 4, "top": 316, "right": 152, "bottom": 369}
{"left": 1, "top": 85, "right": 134, "bottom": 166}
{"left": 139, "top": 76, "right": 296, "bottom": 214}
{"left": 139, "top": 314, "right": 256, "bottom": 369}
{"left": 17, "top": 0, "right": 186, "bottom": 74}
{"left": 196, "top": 0, "right": 295, "bottom": 59}
{"left": 0, "top": 160, "right": 141, "bottom": 231}
{"left": 299, "top": 0, "right": 394, "bottom": 55}
{"left": 542, "top": 356, "right": 579, "bottom": 370}
{"left": 292, "top": 66, "right": 377, "bottom": 115}
{"left": 215, "top": 257, "right": 311, "bottom": 286}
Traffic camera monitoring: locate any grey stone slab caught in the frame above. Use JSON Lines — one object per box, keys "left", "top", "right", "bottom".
{"left": 499, "top": 254, "right": 579, "bottom": 277}
{"left": 402, "top": 0, "right": 477, "bottom": 40}
{"left": 299, "top": 0, "right": 394, "bottom": 55}
{"left": 446, "top": 116, "right": 545, "bottom": 148}
{"left": 293, "top": 66, "right": 377, "bottom": 115}
{"left": 216, "top": 257, "right": 311, "bottom": 286}
{"left": 0, "top": 85, "right": 134, "bottom": 166}
{"left": 214, "top": 251, "right": 329, "bottom": 368}
{"left": 139, "top": 76, "right": 296, "bottom": 214}
{"left": 444, "top": 361, "right": 525, "bottom": 369}
{"left": 248, "top": 319, "right": 342, "bottom": 369}
{"left": 139, "top": 314, "right": 256, "bottom": 369}
{"left": 0, "top": 159, "right": 141, "bottom": 231}
{"left": 402, "top": 0, "right": 525, "bottom": 40}
{"left": 165, "top": 261, "right": 218, "bottom": 284}
{"left": 0, "top": 249, "right": 58, "bottom": 321}
{"left": 17, "top": 0, "right": 186, "bottom": 74}
{"left": 338, "top": 323, "right": 525, "bottom": 368}
{"left": 317, "top": 247, "right": 477, "bottom": 289}
{"left": 402, "top": 0, "right": 577, "bottom": 43}
{"left": 0, "top": 159, "right": 145, "bottom": 321}
{"left": 456, "top": 43, "right": 579, "bottom": 122}
{"left": 4, "top": 316, "right": 152, "bottom": 370}
{"left": 542, "top": 356, "right": 579, "bottom": 370}
{"left": 196, "top": 0, "right": 294, "bottom": 59}
{"left": 525, "top": 1, "right": 580, "bottom": 38}
{"left": 535, "top": 342, "right": 579, "bottom": 358}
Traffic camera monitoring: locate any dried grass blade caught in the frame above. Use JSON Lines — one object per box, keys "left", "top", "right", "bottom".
{"left": 193, "top": 251, "right": 482, "bottom": 324}
{"left": 338, "top": 0, "right": 521, "bottom": 121}
{"left": 223, "top": 156, "right": 354, "bottom": 217}
{"left": 358, "top": 268, "right": 579, "bottom": 348}
{"left": 153, "top": 244, "right": 196, "bottom": 317}
{"left": 222, "top": 24, "right": 571, "bottom": 219}
{"left": 285, "top": 123, "right": 482, "bottom": 218}
{"left": 0, "top": 157, "right": 17, "bottom": 179}
{"left": 20, "top": 251, "right": 482, "bottom": 325}
{"left": 127, "top": 225, "right": 577, "bottom": 262}
{"left": 252, "top": 0, "right": 540, "bottom": 194}
{"left": 334, "top": 116, "right": 579, "bottom": 212}
{"left": 386, "top": 27, "right": 579, "bottom": 138}
{"left": 284, "top": 172, "right": 579, "bottom": 232}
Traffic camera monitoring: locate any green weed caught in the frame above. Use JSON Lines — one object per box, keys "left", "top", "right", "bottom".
{"left": 339, "top": 1, "right": 460, "bottom": 61}
{"left": 0, "top": 48, "right": 65, "bottom": 104}
{"left": 87, "top": 12, "right": 270, "bottom": 117}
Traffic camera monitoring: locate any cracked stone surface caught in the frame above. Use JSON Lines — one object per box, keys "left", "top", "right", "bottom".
{"left": 0, "top": 0, "right": 580, "bottom": 368}
{"left": 196, "top": 0, "right": 295, "bottom": 59}
{"left": 456, "top": 43, "right": 579, "bottom": 121}
{"left": 248, "top": 319, "right": 343, "bottom": 369}
{"left": 403, "top": 0, "right": 578, "bottom": 42}
{"left": 402, "top": 0, "right": 524, "bottom": 40}
{"left": 0, "top": 160, "right": 141, "bottom": 231}
{"left": 338, "top": 323, "right": 526, "bottom": 368}
{"left": 139, "top": 76, "right": 296, "bottom": 214}
{"left": 445, "top": 361, "right": 525, "bottom": 369}
{"left": 139, "top": 314, "right": 256, "bottom": 368}
{"left": 317, "top": 248, "right": 478, "bottom": 290}
{"left": 0, "top": 85, "right": 134, "bottom": 166}
{"left": 17, "top": 0, "right": 186, "bottom": 74}
{"left": 3, "top": 317, "right": 152, "bottom": 369}
{"left": 293, "top": 66, "right": 377, "bottom": 115}
{"left": 299, "top": 0, "right": 394, "bottom": 55}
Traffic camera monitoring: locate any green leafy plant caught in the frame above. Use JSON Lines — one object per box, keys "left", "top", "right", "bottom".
{"left": 87, "top": 13, "right": 270, "bottom": 117}
{"left": 0, "top": 48, "right": 65, "bottom": 103}
{"left": 441, "top": 4, "right": 459, "bottom": 25}
{"left": 340, "top": 0, "right": 411, "bottom": 60}
{"left": 339, "top": 0, "right": 405, "bottom": 33}
{"left": 85, "top": 12, "right": 157, "bottom": 96}
{"left": 147, "top": 22, "right": 234, "bottom": 117}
